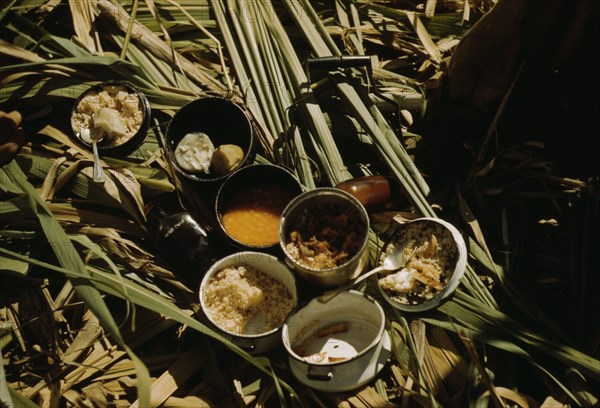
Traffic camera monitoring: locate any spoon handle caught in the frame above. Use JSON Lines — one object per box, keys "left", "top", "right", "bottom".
{"left": 92, "top": 141, "right": 104, "bottom": 183}
{"left": 318, "top": 265, "right": 385, "bottom": 303}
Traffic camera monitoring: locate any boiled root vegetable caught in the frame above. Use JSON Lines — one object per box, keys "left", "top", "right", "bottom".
{"left": 211, "top": 144, "right": 244, "bottom": 176}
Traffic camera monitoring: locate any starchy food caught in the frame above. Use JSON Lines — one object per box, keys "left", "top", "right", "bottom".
{"left": 71, "top": 84, "right": 143, "bottom": 147}
{"left": 211, "top": 144, "right": 244, "bottom": 176}
{"left": 174, "top": 132, "right": 214, "bottom": 174}
{"left": 202, "top": 264, "right": 295, "bottom": 335}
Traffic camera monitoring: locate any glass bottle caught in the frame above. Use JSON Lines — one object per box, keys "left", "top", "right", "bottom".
{"left": 335, "top": 175, "right": 393, "bottom": 212}
{"left": 145, "top": 201, "right": 215, "bottom": 285}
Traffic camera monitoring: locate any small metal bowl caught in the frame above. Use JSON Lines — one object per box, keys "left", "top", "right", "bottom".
{"left": 279, "top": 188, "right": 370, "bottom": 288}
{"left": 70, "top": 80, "right": 151, "bottom": 157}
{"left": 215, "top": 163, "right": 303, "bottom": 252}
{"left": 376, "top": 217, "right": 467, "bottom": 312}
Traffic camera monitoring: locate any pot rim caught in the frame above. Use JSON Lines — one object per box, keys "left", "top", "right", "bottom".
{"left": 282, "top": 290, "right": 385, "bottom": 367}
{"left": 199, "top": 251, "right": 298, "bottom": 340}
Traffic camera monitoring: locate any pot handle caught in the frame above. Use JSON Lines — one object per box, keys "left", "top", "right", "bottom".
{"left": 233, "top": 337, "right": 257, "bottom": 353}
{"left": 306, "top": 366, "right": 333, "bottom": 381}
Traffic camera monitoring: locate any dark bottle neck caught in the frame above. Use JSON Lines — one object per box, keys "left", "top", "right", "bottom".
{"left": 144, "top": 202, "right": 168, "bottom": 229}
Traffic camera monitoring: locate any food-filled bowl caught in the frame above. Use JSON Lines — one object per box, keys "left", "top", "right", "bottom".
{"left": 376, "top": 217, "right": 467, "bottom": 312}
{"left": 199, "top": 251, "right": 298, "bottom": 354}
{"left": 282, "top": 290, "right": 391, "bottom": 392}
{"left": 164, "top": 96, "right": 255, "bottom": 184}
{"left": 215, "top": 163, "right": 303, "bottom": 251}
{"left": 279, "top": 188, "right": 370, "bottom": 288}
{"left": 70, "top": 80, "right": 151, "bottom": 156}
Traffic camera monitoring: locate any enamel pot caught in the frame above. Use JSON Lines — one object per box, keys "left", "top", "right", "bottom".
{"left": 282, "top": 290, "right": 391, "bottom": 392}
{"left": 199, "top": 251, "right": 298, "bottom": 355}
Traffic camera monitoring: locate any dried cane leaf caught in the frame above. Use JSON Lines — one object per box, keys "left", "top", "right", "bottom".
{"left": 68, "top": 0, "right": 102, "bottom": 54}
{"left": 1, "top": 162, "right": 151, "bottom": 406}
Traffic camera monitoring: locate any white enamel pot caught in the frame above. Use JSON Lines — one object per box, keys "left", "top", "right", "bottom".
{"left": 199, "top": 251, "right": 298, "bottom": 355}
{"left": 282, "top": 290, "right": 391, "bottom": 392}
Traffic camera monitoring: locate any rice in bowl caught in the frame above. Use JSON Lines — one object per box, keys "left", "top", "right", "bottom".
{"left": 71, "top": 84, "right": 144, "bottom": 147}
{"left": 202, "top": 264, "right": 295, "bottom": 335}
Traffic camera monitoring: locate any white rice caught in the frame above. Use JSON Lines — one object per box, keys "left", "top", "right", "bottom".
{"left": 71, "top": 84, "right": 143, "bottom": 147}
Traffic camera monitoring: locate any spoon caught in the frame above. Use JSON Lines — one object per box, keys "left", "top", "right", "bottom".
{"left": 89, "top": 127, "right": 105, "bottom": 183}
{"left": 318, "top": 242, "right": 410, "bottom": 303}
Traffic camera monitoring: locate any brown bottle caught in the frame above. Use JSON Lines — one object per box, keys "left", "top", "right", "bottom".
{"left": 335, "top": 175, "right": 392, "bottom": 212}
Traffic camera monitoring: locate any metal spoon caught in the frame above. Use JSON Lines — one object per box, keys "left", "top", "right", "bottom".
{"left": 318, "top": 242, "right": 409, "bottom": 303}
{"left": 89, "top": 127, "right": 105, "bottom": 183}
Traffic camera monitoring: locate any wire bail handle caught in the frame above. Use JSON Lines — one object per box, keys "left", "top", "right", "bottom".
{"left": 306, "top": 55, "right": 403, "bottom": 137}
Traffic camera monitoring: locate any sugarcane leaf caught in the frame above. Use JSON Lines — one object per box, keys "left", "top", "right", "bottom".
{"left": 6, "top": 387, "right": 39, "bottom": 408}
{"left": 566, "top": 369, "right": 599, "bottom": 407}
{"left": 0, "top": 0, "right": 18, "bottom": 23}
{"left": 0, "top": 322, "right": 16, "bottom": 408}
{"left": 39, "top": 156, "right": 67, "bottom": 201}
{"left": 431, "top": 293, "right": 600, "bottom": 383}
{"left": 0, "top": 195, "right": 35, "bottom": 221}
{"left": 0, "top": 38, "right": 44, "bottom": 63}
{"left": 1, "top": 56, "right": 152, "bottom": 82}
{"left": 69, "top": 0, "right": 101, "bottom": 54}
{"left": 0, "top": 230, "right": 42, "bottom": 277}
{"left": 405, "top": 11, "right": 442, "bottom": 63}
{"left": 104, "top": 167, "right": 146, "bottom": 222}
{"left": 0, "top": 77, "right": 91, "bottom": 104}
{"left": 0, "top": 161, "right": 151, "bottom": 407}
{"left": 456, "top": 186, "right": 499, "bottom": 276}
{"left": 0, "top": 241, "right": 299, "bottom": 400}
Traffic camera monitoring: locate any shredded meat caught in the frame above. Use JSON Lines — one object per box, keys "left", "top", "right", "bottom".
{"left": 285, "top": 204, "right": 366, "bottom": 269}
{"left": 377, "top": 221, "right": 458, "bottom": 305}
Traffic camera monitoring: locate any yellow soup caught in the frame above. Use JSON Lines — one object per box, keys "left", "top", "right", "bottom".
{"left": 221, "top": 184, "right": 295, "bottom": 246}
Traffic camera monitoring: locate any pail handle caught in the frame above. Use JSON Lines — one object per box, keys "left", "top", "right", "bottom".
{"left": 232, "top": 337, "right": 257, "bottom": 353}
{"left": 306, "top": 366, "right": 333, "bottom": 381}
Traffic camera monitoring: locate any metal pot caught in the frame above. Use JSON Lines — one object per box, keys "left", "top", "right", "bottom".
{"left": 278, "top": 188, "right": 370, "bottom": 288}
{"left": 282, "top": 290, "right": 390, "bottom": 392}
{"left": 165, "top": 96, "right": 255, "bottom": 184}
{"left": 199, "top": 251, "right": 298, "bottom": 354}
{"left": 215, "top": 163, "right": 303, "bottom": 252}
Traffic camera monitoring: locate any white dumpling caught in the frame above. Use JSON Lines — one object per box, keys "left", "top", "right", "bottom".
{"left": 92, "top": 107, "right": 127, "bottom": 139}
{"left": 174, "top": 132, "right": 214, "bottom": 174}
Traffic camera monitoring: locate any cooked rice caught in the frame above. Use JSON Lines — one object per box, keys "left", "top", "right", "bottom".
{"left": 203, "top": 264, "right": 295, "bottom": 335}
{"left": 71, "top": 84, "right": 143, "bottom": 147}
